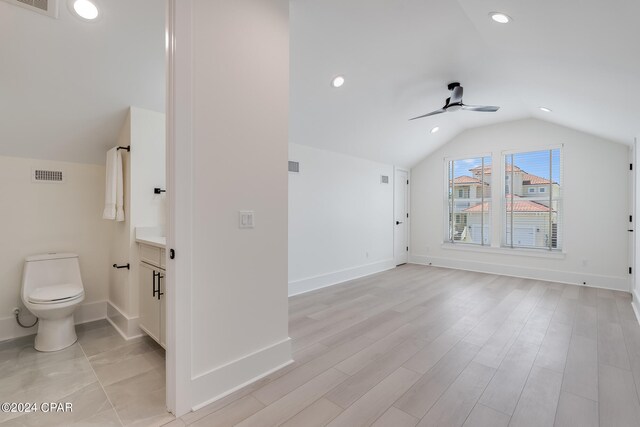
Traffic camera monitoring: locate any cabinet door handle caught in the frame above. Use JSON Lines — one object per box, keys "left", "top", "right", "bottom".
{"left": 152, "top": 271, "right": 158, "bottom": 298}
{"left": 158, "top": 274, "right": 165, "bottom": 300}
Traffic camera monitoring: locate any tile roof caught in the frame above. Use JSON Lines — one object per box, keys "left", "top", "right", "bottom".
{"left": 522, "top": 173, "right": 552, "bottom": 185}
{"left": 452, "top": 176, "right": 483, "bottom": 184}
{"left": 464, "top": 195, "right": 553, "bottom": 213}
{"left": 469, "top": 165, "right": 554, "bottom": 185}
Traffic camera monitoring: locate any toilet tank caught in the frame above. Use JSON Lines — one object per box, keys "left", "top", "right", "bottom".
{"left": 22, "top": 253, "right": 83, "bottom": 294}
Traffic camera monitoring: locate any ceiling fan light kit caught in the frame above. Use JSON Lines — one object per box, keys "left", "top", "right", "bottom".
{"left": 409, "top": 82, "right": 500, "bottom": 121}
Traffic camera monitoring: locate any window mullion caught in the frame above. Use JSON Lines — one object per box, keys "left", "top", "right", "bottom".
{"left": 549, "top": 149, "right": 553, "bottom": 250}
{"left": 481, "top": 157, "right": 484, "bottom": 246}
{"left": 450, "top": 161, "right": 454, "bottom": 243}
{"left": 510, "top": 154, "right": 514, "bottom": 248}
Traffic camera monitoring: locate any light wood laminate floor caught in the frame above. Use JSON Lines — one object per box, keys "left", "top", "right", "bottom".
{"left": 175, "top": 265, "right": 640, "bottom": 427}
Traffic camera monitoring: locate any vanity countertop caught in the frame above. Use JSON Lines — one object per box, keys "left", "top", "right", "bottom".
{"left": 135, "top": 226, "right": 166, "bottom": 248}
{"left": 136, "top": 235, "right": 166, "bottom": 248}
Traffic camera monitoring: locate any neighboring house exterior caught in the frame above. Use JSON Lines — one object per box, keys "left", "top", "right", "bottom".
{"left": 451, "top": 165, "right": 559, "bottom": 247}
{"left": 449, "top": 176, "right": 490, "bottom": 242}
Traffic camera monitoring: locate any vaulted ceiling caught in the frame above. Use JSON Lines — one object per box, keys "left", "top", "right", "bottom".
{"left": 0, "top": 0, "right": 165, "bottom": 164}
{"left": 2, "top": 0, "right": 638, "bottom": 167}
{"left": 291, "top": 0, "right": 640, "bottom": 167}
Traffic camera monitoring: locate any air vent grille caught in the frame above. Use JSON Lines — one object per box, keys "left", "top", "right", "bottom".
{"left": 33, "top": 169, "right": 65, "bottom": 183}
{"left": 381, "top": 175, "right": 389, "bottom": 184}
{"left": 2, "top": 0, "right": 57, "bottom": 17}
{"left": 18, "top": 0, "right": 47, "bottom": 11}
{"left": 288, "top": 161, "right": 300, "bottom": 173}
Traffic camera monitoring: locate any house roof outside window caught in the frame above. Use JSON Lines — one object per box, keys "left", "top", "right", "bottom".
{"left": 451, "top": 176, "right": 488, "bottom": 185}
{"left": 464, "top": 195, "right": 553, "bottom": 213}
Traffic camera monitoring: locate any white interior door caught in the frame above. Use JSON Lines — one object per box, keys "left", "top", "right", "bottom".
{"left": 394, "top": 169, "right": 409, "bottom": 265}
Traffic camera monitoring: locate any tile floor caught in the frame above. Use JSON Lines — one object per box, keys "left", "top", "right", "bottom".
{"left": 0, "top": 320, "right": 172, "bottom": 426}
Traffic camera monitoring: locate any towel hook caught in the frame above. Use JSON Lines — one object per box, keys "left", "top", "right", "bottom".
{"left": 117, "top": 146, "right": 130, "bottom": 152}
{"left": 113, "top": 263, "right": 130, "bottom": 270}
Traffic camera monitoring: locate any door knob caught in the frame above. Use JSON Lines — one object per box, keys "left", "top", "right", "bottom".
{"left": 396, "top": 221, "right": 403, "bottom": 225}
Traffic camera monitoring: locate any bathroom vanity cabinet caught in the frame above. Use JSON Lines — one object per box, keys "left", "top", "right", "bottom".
{"left": 138, "top": 243, "right": 166, "bottom": 348}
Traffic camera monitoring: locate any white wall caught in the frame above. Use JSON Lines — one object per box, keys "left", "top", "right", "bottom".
{"left": 173, "top": 0, "right": 290, "bottom": 410}
{"left": 411, "top": 118, "right": 630, "bottom": 291}
{"left": 108, "top": 107, "right": 166, "bottom": 334}
{"left": 0, "top": 156, "right": 111, "bottom": 341}
{"left": 288, "top": 143, "right": 395, "bottom": 295}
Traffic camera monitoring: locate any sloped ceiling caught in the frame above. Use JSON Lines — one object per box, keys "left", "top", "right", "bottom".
{"left": 291, "top": 0, "right": 640, "bottom": 167}
{"left": 0, "top": 0, "right": 165, "bottom": 164}
{"left": 2, "top": 0, "right": 638, "bottom": 167}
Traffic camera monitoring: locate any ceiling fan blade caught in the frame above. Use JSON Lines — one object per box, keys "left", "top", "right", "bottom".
{"left": 461, "top": 105, "right": 500, "bottom": 112}
{"left": 450, "top": 86, "right": 463, "bottom": 104}
{"left": 409, "top": 109, "right": 446, "bottom": 120}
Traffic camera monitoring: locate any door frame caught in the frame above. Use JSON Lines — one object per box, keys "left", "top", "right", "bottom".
{"left": 165, "top": 0, "right": 193, "bottom": 416}
{"left": 394, "top": 167, "right": 410, "bottom": 265}
{"left": 630, "top": 139, "right": 637, "bottom": 294}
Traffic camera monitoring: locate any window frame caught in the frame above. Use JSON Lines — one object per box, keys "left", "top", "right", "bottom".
{"left": 443, "top": 153, "right": 492, "bottom": 246}
{"left": 500, "top": 145, "right": 564, "bottom": 251}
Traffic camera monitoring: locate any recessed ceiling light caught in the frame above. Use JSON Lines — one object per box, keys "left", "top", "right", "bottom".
{"left": 71, "top": 0, "right": 100, "bottom": 21}
{"left": 489, "top": 12, "right": 511, "bottom": 24}
{"left": 331, "top": 76, "right": 345, "bottom": 88}
{"left": 431, "top": 126, "right": 440, "bottom": 134}
{"left": 539, "top": 107, "right": 552, "bottom": 113}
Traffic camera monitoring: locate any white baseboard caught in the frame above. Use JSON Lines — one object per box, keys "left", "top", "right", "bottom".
{"left": 0, "top": 300, "right": 108, "bottom": 343}
{"left": 288, "top": 259, "right": 396, "bottom": 296}
{"left": 632, "top": 289, "right": 640, "bottom": 327}
{"left": 410, "top": 254, "right": 630, "bottom": 292}
{"left": 191, "top": 337, "right": 292, "bottom": 411}
{"left": 106, "top": 301, "right": 142, "bottom": 340}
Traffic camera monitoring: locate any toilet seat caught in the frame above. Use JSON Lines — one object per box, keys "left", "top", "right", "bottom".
{"left": 28, "top": 283, "right": 84, "bottom": 304}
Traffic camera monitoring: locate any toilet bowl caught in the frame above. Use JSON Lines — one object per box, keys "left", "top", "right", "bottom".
{"left": 21, "top": 253, "right": 85, "bottom": 352}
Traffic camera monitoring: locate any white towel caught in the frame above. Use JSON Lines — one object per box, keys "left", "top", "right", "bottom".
{"left": 103, "top": 147, "right": 125, "bottom": 221}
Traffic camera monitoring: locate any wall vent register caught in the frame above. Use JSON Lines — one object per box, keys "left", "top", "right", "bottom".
{"left": 32, "top": 169, "right": 65, "bottom": 183}
{"left": 2, "top": 0, "right": 58, "bottom": 18}
{"left": 288, "top": 161, "right": 300, "bottom": 173}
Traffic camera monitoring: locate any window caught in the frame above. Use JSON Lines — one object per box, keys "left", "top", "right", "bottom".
{"left": 503, "top": 148, "right": 562, "bottom": 250}
{"left": 446, "top": 156, "right": 491, "bottom": 245}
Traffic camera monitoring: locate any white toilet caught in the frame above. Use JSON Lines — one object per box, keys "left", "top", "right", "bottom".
{"left": 21, "top": 253, "right": 85, "bottom": 352}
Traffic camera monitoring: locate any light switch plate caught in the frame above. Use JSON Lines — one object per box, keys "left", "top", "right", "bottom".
{"left": 239, "top": 211, "right": 255, "bottom": 229}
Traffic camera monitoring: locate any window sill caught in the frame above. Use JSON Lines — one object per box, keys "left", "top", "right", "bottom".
{"left": 440, "top": 243, "right": 566, "bottom": 259}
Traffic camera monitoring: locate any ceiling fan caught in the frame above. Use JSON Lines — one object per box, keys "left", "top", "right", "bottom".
{"left": 409, "top": 82, "right": 500, "bottom": 121}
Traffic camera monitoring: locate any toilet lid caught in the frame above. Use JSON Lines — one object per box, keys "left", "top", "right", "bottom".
{"left": 28, "top": 283, "right": 84, "bottom": 304}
